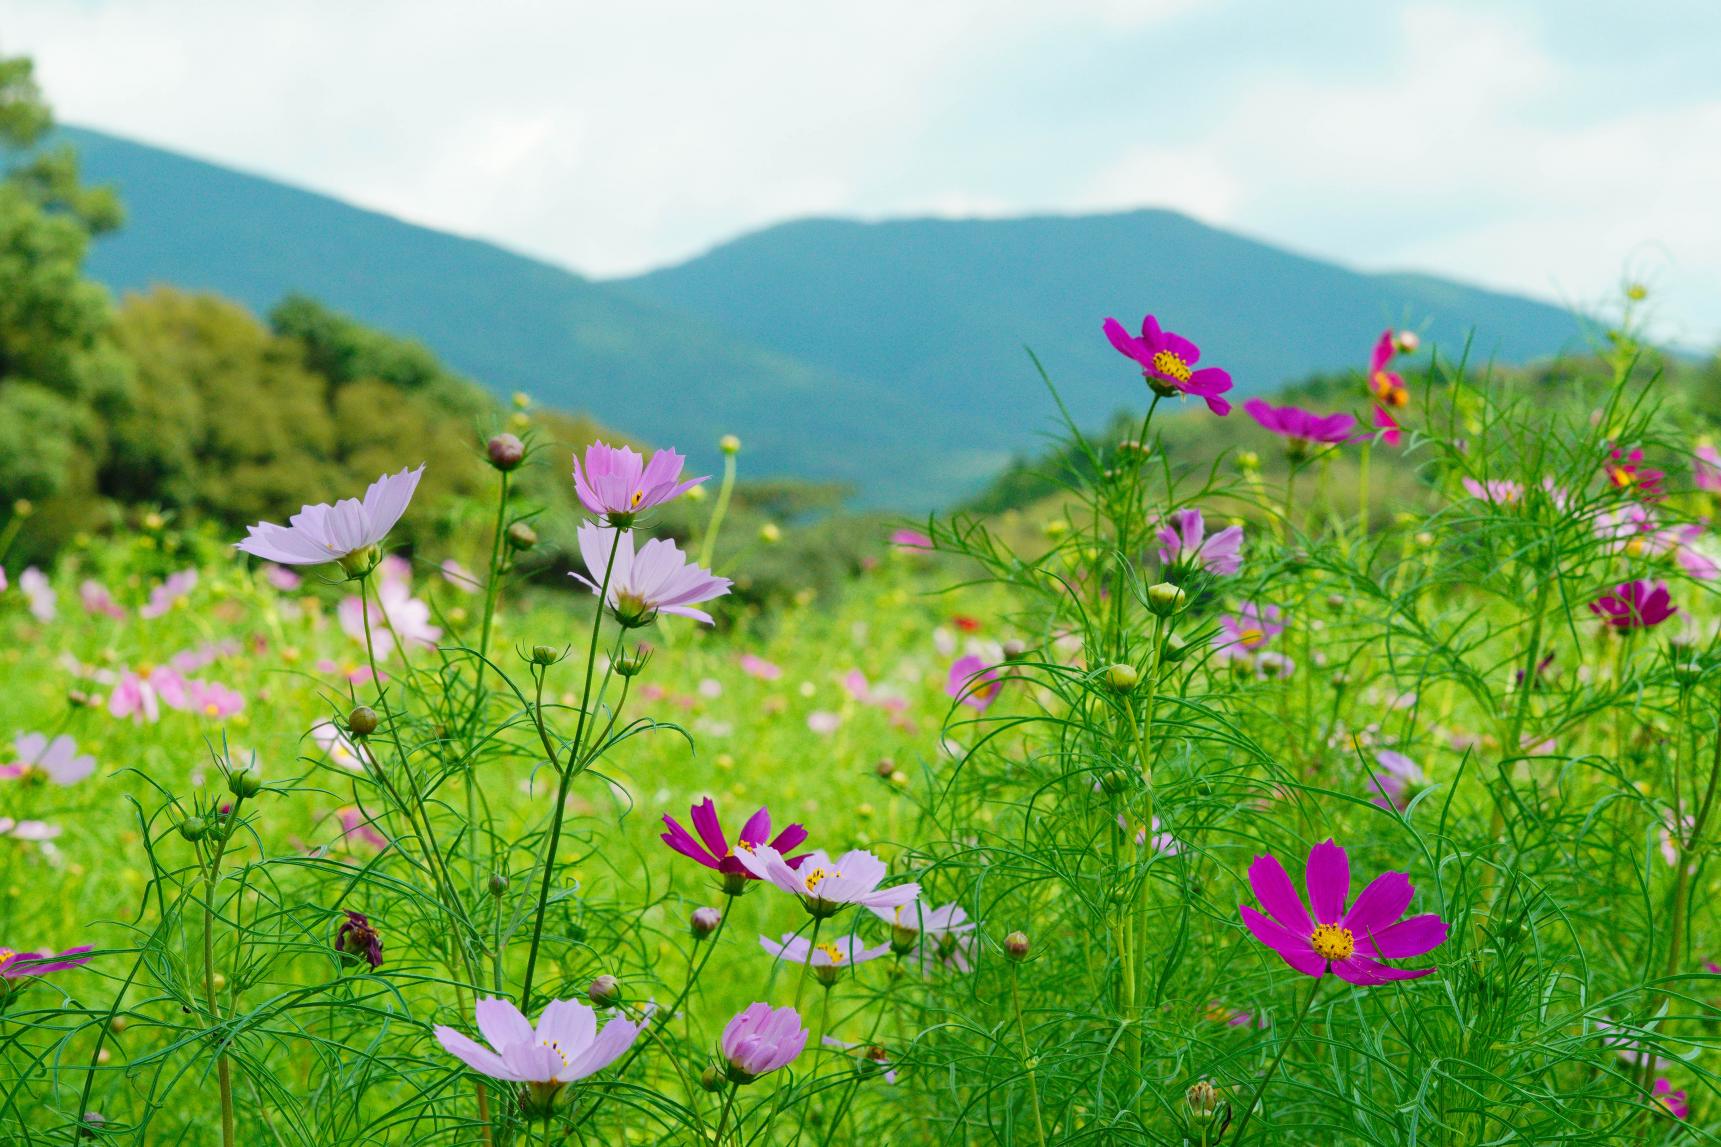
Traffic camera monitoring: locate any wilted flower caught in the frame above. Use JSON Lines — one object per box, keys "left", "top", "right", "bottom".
{"left": 1368, "top": 330, "right": 1408, "bottom": 407}
{"left": 1243, "top": 399, "right": 1358, "bottom": 451}
{"left": 946, "top": 655, "right": 1003, "bottom": 711}
{"left": 1157, "top": 509, "right": 1243, "bottom": 577}
{"left": 571, "top": 441, "right": 706, "bottom": 526}
{"left": 236, "top": 465, "right": 424, "bottom": 575}
{"left": 1103, "top": 313, "right": 1234, "bottom": 415}
{"left": 335, "top": 910, "right": 383, "bottom": 968}
{"left": 1589, "top": 580, "right": 1675, "bottom": 630}
{"left": 734, "top": 846, "right": 919, "bottom": 918}
{"left": 2, "top": 733, "right": 96, "bottom": 785}
{"left": 570, "top": 525, "right": 731, "bottom": 627}
{"left": 721, "top": 1003, "right": 807, "bottom": 1084}
{"left": 1239, "top": 838, "right": 1448, "bottom": 983}
{"left": 660, "top": 799, "right": 808, "bottom": 893}
{"left": 434, "top": 997, "right": 642, "bottom": 1113}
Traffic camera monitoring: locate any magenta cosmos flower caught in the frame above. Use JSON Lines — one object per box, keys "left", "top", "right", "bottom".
{"left": 570, "top": 524, "right": 731, "bottom": 627}
{"left": 1367, "top": 330, "right": 1409, "bottom": 408}
{"left": 1214, "top": 602, "right": 1284, "bottom": 662}
{"left": 946, "top": 655, "right": 1003, "bottom": 711}
{"left": 1694, "top": 444, "right": 1721, "bottom": 493}
{"left": 1, "top": 944, "right": 93, "bottom": 982}
{"left": 1244, "top": 399, "right": 1358, "bottom": 451}
{"left": 3, "top": 733, "right": 96, "bottom": 785}
{"left": 434, "top": 996, "right": 641, "bottom": 1090}
{"left": 661, "top": 798, "right": 808, "bottom": 891}
{"left": 572, "top": 441, "right": 707, "bottom": 526}
{"left": 1239, "top": 839, "right": 1447, "bottom": 984}
{"left": 236, "top": 465, "right": 424, "bottom": 575}
{"left": 1589, "top": 580, "right": 1675, "bottom": 629}
{"left": 734, "top": 846, "right": 919, "bottom": 919}
{"left": 1654, "top": 1078, "right": 1689, "bottom": 1120}
{"left": 1103, "top": 314, "right": 1233, "bottom": 415}
{"left": 1157, "top": 509, "right": 1243, "bottom": 576}
{"left": 721, "top": 1003, "right": 808, "bottom": 1084}
{"left": 1605, "top": 446, "right": 1664, "bottom": 502}
{"left": 1373, "top": 404, "right": 1403, "bottom": 447}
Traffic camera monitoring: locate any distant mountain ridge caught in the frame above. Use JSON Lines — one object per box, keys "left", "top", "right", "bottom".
{"left": 63, "top": 125, "right": 1590, "bottom": 508}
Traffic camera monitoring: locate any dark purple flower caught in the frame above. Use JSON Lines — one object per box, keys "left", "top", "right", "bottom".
{"left": 335, "top": 910, "right": 383, "bottom": 968}
{"left": 660, "top": 799, "right": 808, "bottom": 887}
{"left": 1103, "top": 314, "right": 1233, "bottom": 416}
{"left": 1589, "top": 580, "right": 1675, "bottom": 630}
{"left": 1243, "top": 399, "right": 1359, "bottom": 449}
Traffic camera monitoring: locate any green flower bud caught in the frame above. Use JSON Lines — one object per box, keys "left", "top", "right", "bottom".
{"left": 1104, "top": 663, "right": 1140, "bottom": 693}
{"left": 1147, "top": 582, "right": 1186, "bottom": 617}
{"left": 505, "top": 522, "right": 538, "bottom": 551}
{"left": 530, "top": 644, "right": 560, "bottom": 666}
{"left": 177, "top": 816, "right": 210, "bottom": 842}
{"left": 1003, "top": 931, "right": 1030, "bottom": 961}
{"left": 227, "top": 769, "right": 263, "bottom": 799}
{"left": 347, "top": 706, "right": 379, "bottom": 738}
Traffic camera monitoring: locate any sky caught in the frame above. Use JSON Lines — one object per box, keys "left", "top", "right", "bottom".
{"left": 2, "top": 0, "right": 1717, "bottom": 344}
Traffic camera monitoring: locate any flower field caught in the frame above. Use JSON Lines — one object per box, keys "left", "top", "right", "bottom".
{"left": 1, "top": 301, "right": 1718, "bottom": 1146}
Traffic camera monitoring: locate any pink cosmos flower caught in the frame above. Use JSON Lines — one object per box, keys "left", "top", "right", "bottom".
{"left": 1243, "top": 399, "right": 1359, "bottom": 449}
{"left": 733, "top": 846, "right": 919, "bottom": 919}
{"left": 946, "top": 655, "right": 1003, "bottom": 711}
{"left": 889, "top": 529, "right": 934, "bottom": 551}
{"left": 0, "top": 817, "right": 61, "bottom": 842}
{"left": 439, "top": 559, "right": 478, "bottom": 593}
{"left": 1589, "top": 580, "right": 1675, "bottom": 629}
{"left": 169, "top": 642, "right": 239, "bottom": 675}
{"left": 1368, "top": 330, "right": 1409, "bottom": 408}
{"left": 19, "top": 567, "right": 55, "bottom": 622}
{"left": 335, "top": 807, "right": 388, "bottom": 852}
{"left": 262, "top": 564, "right": 302, "bottom": 591}
{"left": 2, "top": 733, "right": 96, "bottom": 785}
{"left": 720, "top": 1003, "right": 807, "bottom": 1084}
{"left": 872, "top": 901, "right": 977, "bottom": 973}
{"left": 1373, "top": 405, "right": 1402, "bottom": 447}
{"left": 759, "top": 932, "right": 893, "bottom": 970}
{"left": 108, "top": 666, "right": 188, "bottom": 725}
{"left": 1461, "top": 477, "right": 1525, "bottom": 506}
{"left": 236, "top": 465, "right": 424, "bottom": 570}
{"left": 660, "top": 798, "right": 808, "bottom": 882}
{"left": 338, "top": 578, "right": 441, "bottom": 659}
{"left": 1, "top": 944, "right": 93, "bottom": 981}
{"left": 739, "top": 653, "right": 782, "bottom": 681}
{"left": 79, "top": 581, "right": 126, "bottom": 620}
{"left": 806, "top": 710, "right": 841, "bottom": 735}
{"left": 1368, "top": 750, "right": 1425, "bottom": 812}
{"left": 140, "top": 569, "right": 197, "bottom": 619}
{"left": 572, "top": 441, "right": 706, "bottom": 525}
{"left": 1157, "top": 509, "right": 1244, "bottom": 576}
{"left": 570, "top": 525, "right": 731, "bottom": 626}
{"left": 186, "top": 680, "right": 245, "bottom": 720}
{"left": 310, "top": 722, "right": 365, "bottom": 772}
{"left": 434, "top": 996, "right": 641, "bottom": 1088}
{"left": 1605, "top": 447, "right": 1664, "bottom": 501}
{"left": 0, "top": 566, "right": 6, "bottom": 591}
{"left": 1103, "top": 314, "right": 1234, "bottom": 415}
{"left": 1653, "top": 1079, "right": 1688, "bottom": 1120}
{"left": 1117, "top": 815, "right": 1181, "bottom": 855}
{"left": 1694, "top": 444, "right": 1721, "bottom": 493}
{"left": 1239, "top": 838, "right": 1448, "bottom": 984}
{"left": 1214, "top": 603, "right": 1284, "bottom": 661}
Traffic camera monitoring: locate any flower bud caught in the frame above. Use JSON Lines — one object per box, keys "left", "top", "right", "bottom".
{"left": 486, "top": 433, "right": 525, "bottom": 471}
{"left": 530, "top": 644, "right": 560, "bottom": 666}
{"left": 759, "top": 522, "right": 782, "bottom": 544}
{"left": 720, "top": 434, "right": 741, "bottom": 455}
{"left": 875, "top": 758, "right": 896, "bottom": 779}
{"left": 700, "top": 1065, "right": 726, "bottom": 1093}
{"left": 1673, "top": 661, "right": 1703, "bottom": 687}
{"left": 890, "top": 924, "right": 920, "bottom": 956}
{"left": 691, "top": 906, "right": 722, "bottom": 939}
{"left": 512, "top": 392, "right": 532, "bottom": 410}
{"left": 1187, "top": 1079, "right": 1223, "bottom": 1121}
{"left": 586, "top": 974, "right": 621, "bottom": 1006}
{"left": 506, "top": 522, "right": 538, "bottom": 551}
{"left": 1147, "top": 582, "right": 1186, "bottom": 617}
{"left": 1236, "top": 450, "right": 1260, "bottom": 473}
{"left": 615, "top": 644, "right": 653, "bottom": 677}
{"left": 1394, "top": 329, "right": 1421, "bottom": 354}
{"left": 177, "top": 815, "right": 210, "bottom": 842}
{"left": 487, "top": 873, "right": 508, "bottom": 897}
{"left": 1104, "top": 663, "right": 1140, "bottom": 693}
{"left": 227, "top": 769, "right": 263, "bottom": 799}
{"left": 1003, "top": 931, "right": 1030, "bottom": 961}
{"left": 347, "top": 706, "right": 379, "bottom": 738}
{"left": 1002, "top": 638, "right": 1030, "bottom": 661}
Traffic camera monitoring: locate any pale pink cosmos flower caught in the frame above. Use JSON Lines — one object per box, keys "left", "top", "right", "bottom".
{"left": 734, "top": 845, "right": 920, "bottom": 918}
{"left": 434, "top": 997, "right": 641, "bottom": 1088}
{"left": 946, "top": 655, "right": 1003, "bottom": 711}
{"left": 140, "top": 569, "right": 197, "bottom": 619}
{"left": 1157, "top": 509, "right": 1243, "bottom": 576}
{"left": 262, "top": 564, "right": 302, "bottom": 591}
{"left": 335, "top": 807, "right": 388, "bottom": 851}
{"left": 185, "top": 680, "right": 245, "bottom": 720}
{"left": 0, "top": 817, "right": 61, "bottom": 842}
{"left": 19, "top": 567, "right": 55, "bottom": 622}
{"left": 570, "top": 524, "right": 731, "bottom": 626}
{"left": 1694, "top": 444, "right": 1721, "bottom": 493}
{"left": 339, "top": 578, "right": 441, "bottom": 659}
{"left": 872, "top": 901, "right": 977, "bottom": 972}
{"left": 108, "top": 667, "right": 186, "bottom": 725}
{"left": 310, "top": 722, "right": 365, "bottom": 772}
{"left": 1461, "top": 477, "right": 1525, "bottom": 505}
{"left": 759, "top": 932, "right": 892, "bottom": 969}
{"left": 720, "top": 1003, "right": 807, "bottom": 1083}
{"left": 1368, "top": 750, "right": 1425, "bottom": 812}
{"left": 439, "top": 559, "right": 478, "bottom": 593}
{"left": 3, "top": 733, "right": 96, "bottom": 785}
{"left": 739, "top": 653, "right": 782, "bottom": 681}
{"left": 79, "top": 581, "right": 125, "bottom": 620}
{"left": 1214, "top": 603, "right": 1284, "bottom": 662}
{"left": 806, "top": 711, "right": 842, "bottom": 736}
{"left": 572, "top": 441, "right": 706, "bottom": 525}
{"left": 236, "top": 465, "right": 424, "bottom": 570}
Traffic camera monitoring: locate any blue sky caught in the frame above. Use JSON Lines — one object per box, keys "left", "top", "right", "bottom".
{"left": 2, "top": 0, "right": 1716, "bottom": 343}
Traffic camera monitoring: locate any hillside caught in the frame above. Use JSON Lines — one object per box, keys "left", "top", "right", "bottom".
{"left": 65, "top": 126, "right": 1593, "bottom": 508}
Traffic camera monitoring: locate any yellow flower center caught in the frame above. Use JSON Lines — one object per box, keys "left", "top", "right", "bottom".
{"left": 1152, "top": 350, "right": 1193, "bottom": 383}
{"left": 541, "top": 1037, "right": 572, "bottom": 1068}
{"left": 1237, "top": 627, "right": 1265, "bottom": 647}
{"left": 815, "top": 942, "right": 846, "bottom": 964}
{"left": 630, "top": 489, "right": 645, "bottom": 508}
{"left": 1310, "top": 923, "right": 1355, "bottom": 961}
{"left": 0, "top": 948, "right": 14, "bottom": 972}
{"left": 803, "top": 866, "right": 837, "bottom": 894}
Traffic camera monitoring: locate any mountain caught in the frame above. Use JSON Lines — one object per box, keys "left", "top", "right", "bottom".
{"left": 63, "top": 126, "right": 1591, "bottom": 509}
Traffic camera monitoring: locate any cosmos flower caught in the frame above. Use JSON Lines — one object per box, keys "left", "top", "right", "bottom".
{"left": 1238, "top": 839, "right": 1447, "bottom": 984}
{"left": 1460, "top": 477, "right": 1523, "bottom": 505}
{"left": 235, "top": 465, "right": 425, "bottom": 574}
{"left": 0, "top": 817, "right": 61, "bottom": 842}
{"left": 873, "top": 901, "right": 977, "bottom": 972}
{"left": 759, "top": 932, "right": 893, "bottom": 976}
{"left": 1589, "top": 580, "right": 1675, "bottom": 629}
{"left": 140, "top": 569, "right": 197, "bottom": 620}
{"left": 79, "top": 581, "right": 126, "bottom": 620}
{"left": 1605, "top": 447, "right": 1664, "bottom": 501}
{"left": 660, "top": 799, "right": 808, "bottom": 887}
{"left": 1118, "top": 814, "right": 1182, "bottom": 855}
{"left": 946, "top": 655, "right": 1003, "bottom": 711}
{"left": 338, "top": 578, "right": 441, "bottom": 659}
{"left": 889, "top": 529, "right": 934, "bottom": 552}
{"left": 310, "top": 722, "right": 365, "bottom": 772}
{"left": 1367, "top": 750, "right": 1425, "bottom": 812}
{"left": 1694, "top": 444, "right": 1721, "bottom": 493}
{"left": 439, "top": 559, "right": 478, "bottom": 593}
{"left": 739, "top": 653, "right": 782, "bottom": 681}
{"left": 733, "top": 846, "right": 919, "bottom": 919}
{"left": 335, "top": 807, "right": 388, "bottom": 852}
{"left": 434, "top": 997, "right": 642, "bottom": 1093}
{"left": 19, "top": 567, "right": 55, "bottom": 622}
{"left": 1214, "top": 603, "right": 1285, "bottom": 662}
{"left": 1653, "top": 1079, "right": 1688, "bottom": 1121}
{"left": 1, "top": 944, "right": 93, "bottom": 981}
{"left": 1103, "top": 314, "right": 1234, "bottom": 415}
{"left": 262, "top": 564, "right": 302, "bottom": 591}
{"left": 1157, "top": 509, "right": 1244, "bottom": 576}
{"left": 108, "top": 666, "right": 188, "bottom": 725}
{"left": 1372, "top": 404, "right": 1403, "bottom": 447}
{"left": 2, "top": 733, "right": 96, "bottom": 785}
{"left": 1244, "top": 399, "right": 1359, "bottom": 450}
{"left": 720, "top": 1003, "right": 808, "bottom": 1084}
{"left": 572, "top": 441, "right": 706, "bottom": 526}
{"left": 570, "top": 525, "right": 731, "bottom": 627}
{"left": 185, "top": 679, "right": 245, "bottom": 720}
{"left": 1368, "top": 330, "right": 1409, "bottom": 407}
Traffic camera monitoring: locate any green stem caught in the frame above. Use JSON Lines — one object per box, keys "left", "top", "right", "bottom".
{"left": 698, "top": 451, "right": 738, "bottom": 569}
{"left": 713, "top": 1081, "right": 740, "bottom": 1145}
{"left": 202, "top": 794, "right": 247, "bottom": 1147}
{"left": 1011, "top": 963, "right": 1049, "bottom": 1147}
{"left": 794, "top": 917, "right": 824, "bottom": 1014}
{"left": 1230, "top": 976, "right": 1320, "bottom": 1144}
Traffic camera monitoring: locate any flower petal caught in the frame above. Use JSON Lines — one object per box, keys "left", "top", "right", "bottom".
{"left": 1304, "top": 839, "right": 1350, "bottom": 926}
